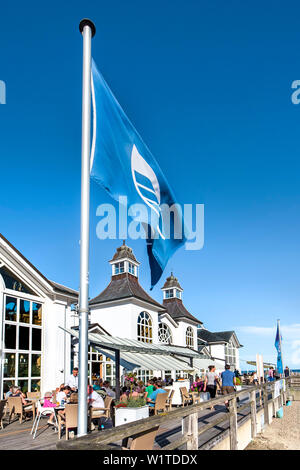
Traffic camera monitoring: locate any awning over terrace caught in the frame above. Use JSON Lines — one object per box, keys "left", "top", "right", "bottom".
{"left": 60, "top": 327, "right": 214, "bottom": 398}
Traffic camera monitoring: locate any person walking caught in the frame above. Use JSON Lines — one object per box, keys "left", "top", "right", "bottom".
{"left": 203, "top": 365, "right": 220, "bottom": 410}
{"left": 284, "top": 366, "right": 290, "bottom": 378}
{"left": 268, "top": 366, "right": 274, "bottom": 382}
{"left": 221, "top": 364, "right": 236, "bottom": 411}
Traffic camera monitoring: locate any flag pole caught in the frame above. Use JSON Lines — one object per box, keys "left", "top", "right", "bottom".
{"left": 78, "top": 18, "right": 96, "bottom": 437}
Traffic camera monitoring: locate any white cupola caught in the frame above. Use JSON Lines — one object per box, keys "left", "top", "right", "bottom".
{"left": 109, "top": 241, "right": 140, "bottom": 278}
{"left": 161, "top": 272, "right": 183, "bottom": 300}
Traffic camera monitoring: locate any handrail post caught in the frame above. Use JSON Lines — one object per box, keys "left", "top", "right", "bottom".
{"left": 271, "top": 386, "right": 276, "bottom": 417}
{"left": 229, "top": 396, "right": 238, "bottom": 450}
{"left": 263, "top": 384, "right": 269, "bottom": 426}
{"left": 250, "top": 389, "right": 257, "bottom": 438}
{"left": 182, "top": 411, "right": 198, "bottom": 450}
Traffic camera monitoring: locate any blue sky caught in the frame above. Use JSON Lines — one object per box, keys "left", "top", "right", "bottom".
{"left": 1, "top": 1, "right": 300, "bottom": 369}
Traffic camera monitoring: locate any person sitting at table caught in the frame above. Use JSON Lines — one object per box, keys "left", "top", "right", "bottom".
{"left": 144, "top": 379, "right": 156, "bottom": 399}
{"left": 5, "top": 385, "right": 14, "bottom": 398}
{"left": 87, "top": 385, "right": 105, "bottom": 410}
{"left": 12, "top": 387, "right": 27, "bottom": 405}
{"left": 120, "top": 386, "right": 129, "bottom": 401}
{"left": 147, "top": 381, "right": 166, "bottom": 408}
{"left": 55, "top": 384, "right": 66, "bottom": 405}
{"left": 102, "top": 381, "right": 116, "bottom": 398}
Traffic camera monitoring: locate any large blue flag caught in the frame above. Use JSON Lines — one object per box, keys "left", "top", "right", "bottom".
{"left": 91, "top": 60, "right": 187, "bottom": 288}
{"left": 275, "top": 322, "right": 283, "bottom": 375}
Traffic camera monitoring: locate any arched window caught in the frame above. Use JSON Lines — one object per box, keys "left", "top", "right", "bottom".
{"left": 158, "top": 323, "right": 173, "bottom": 344}
{"left": 186, "top": 326, "right": 194, "bottom": 348}
{"left": 137, "top": 311, "right": 153, "bottom": 343}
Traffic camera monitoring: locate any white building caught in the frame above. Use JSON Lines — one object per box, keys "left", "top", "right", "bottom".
{"left": 0, "top": 236, "right": 242, "bottom": 397}
{"left": 0, "top": 234, "right": 78, "bottom": 398}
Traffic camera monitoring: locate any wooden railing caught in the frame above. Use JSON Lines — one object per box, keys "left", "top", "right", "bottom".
{"left": 57, "top": 378, "right": 290, "bottom": 451}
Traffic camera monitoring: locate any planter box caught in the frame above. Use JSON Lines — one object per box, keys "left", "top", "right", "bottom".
{"left": 115, "top": 405, "right": 149, "bottom": 427}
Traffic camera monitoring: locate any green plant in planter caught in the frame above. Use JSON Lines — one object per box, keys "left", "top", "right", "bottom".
{"left": 115, "top": 396, "right": 147, "bottom": 408}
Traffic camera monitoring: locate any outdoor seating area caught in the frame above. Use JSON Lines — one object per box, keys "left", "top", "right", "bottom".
{"left": 0, "top": 372, "right": 221, "bottom": 448}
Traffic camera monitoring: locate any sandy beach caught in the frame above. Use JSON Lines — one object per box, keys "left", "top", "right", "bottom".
{"left": 246, "top": 401, "right": 300, "bottom": 450}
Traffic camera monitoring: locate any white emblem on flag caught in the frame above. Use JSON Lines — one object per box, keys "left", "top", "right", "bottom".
{"left": 131, "top": 144, "right": 165, "bottom": 239}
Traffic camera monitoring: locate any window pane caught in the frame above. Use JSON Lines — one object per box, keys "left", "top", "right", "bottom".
{"left": 4, "top": 353, "right": 16, "bottom": 377}
{"left": 5, "top": 296, "right": 17, "bottom": 321}
{"left": 3, "top": 380, "right": 15, "bottom": 395}
{"left": 18, "top": 354, "right": 29, "bottom": 377}
{"left": 19, "top": 326, "right": 30, "bottom": 350}
{"left": 31, "top": 354, "right": 41, "bottom": 376}
{"left": 32, "top": 328, "right": 41, "bottom": 351}
{"left": 32, "top": 303, "right": 42, "bottom": 326}
{"left": 20, "top": 300, "right": 30, "bottom": 324}
{"left": 4, "top": 324, "right": 16, "bottom": 349}
{"left": 31, "top": 380, "right": 41, "bottom": 392}
{"left": 18, "top": 380, "right": 28, "bottom": 393}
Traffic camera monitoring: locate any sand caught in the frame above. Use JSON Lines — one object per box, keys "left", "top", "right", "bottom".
{"left": 246, "top": 401, "right": 300, "bottom": 450}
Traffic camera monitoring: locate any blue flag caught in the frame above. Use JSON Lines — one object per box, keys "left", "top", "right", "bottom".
{"left": 91, "top": 60, "right": 187, "bottom": 288}
{"left": 275, "top": 322, "right": 283, "bottom": 374}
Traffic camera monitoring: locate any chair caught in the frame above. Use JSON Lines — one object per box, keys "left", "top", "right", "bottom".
{"left": 152, "top": 392, "right": 168, "bottom": 415}
{"left": 31, "top": 400, "right": 56, "bottom": 439}
{"left": 7, "top": 397, "right": 34, "bottom": 424}
{"left": 122, "top": 426, "right": 159, "bottom": 450}
{"left": 58, "top": 404, "right": 78, "bottom": 440}
{"left": 0, "top": 400, "right": 6, "bottom": 429}
{"left": 166, "top": 389, "right": 175, "bottom": 411}
{"left": 180, "top": 387, "right": 193, "bottom": 407}
{"left": 89, "top": 396, "right": 113, "bottom": 430}
{"left": 27, "top": 392, "right": 41, "bottom": 400}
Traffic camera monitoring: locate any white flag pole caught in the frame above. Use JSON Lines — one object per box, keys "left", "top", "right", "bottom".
{"left": 78, "top": 18, "right": 96, "bottom": 437}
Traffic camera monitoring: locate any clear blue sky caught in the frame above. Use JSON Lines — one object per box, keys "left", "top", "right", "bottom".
{"left": 1, "top": 1, "right": 300, "bottom": 369}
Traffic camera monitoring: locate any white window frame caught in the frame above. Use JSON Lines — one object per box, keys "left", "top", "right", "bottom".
{"left": 137, "top": 311, "right": 153, "bottom": 344}
{"left": 186, "top": 326, "right": 194, "bottom": 348}
{"left": 2, "top": 293, "right": 43, "bottom": 397}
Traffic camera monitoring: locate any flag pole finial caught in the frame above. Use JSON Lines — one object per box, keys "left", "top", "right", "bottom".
{"left": 79, "top": 18, "right": 96, "bottom": 37}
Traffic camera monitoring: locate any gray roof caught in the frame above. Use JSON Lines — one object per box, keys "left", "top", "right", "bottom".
{"left": 163, "top": 298, "right": 202, "bottom": 325}
{"left": 49, "top": 280, "right": 78, "bottom": 297}
{"left": 90, "top": 273, "right": 165, "bottom": 310}
{"left": 198, "top": 329, "right": 242, "bottom": 347}
{"left": 197, "top": 329, "right": 227, "bottom": 344}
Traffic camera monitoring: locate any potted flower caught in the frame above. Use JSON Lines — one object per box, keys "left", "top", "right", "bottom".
{"left": 114, "top": 396, "right": 149, "bottom": 427}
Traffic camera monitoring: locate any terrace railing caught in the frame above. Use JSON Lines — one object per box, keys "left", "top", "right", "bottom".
{"left": 57, "top": 378, "right": 290, "bottom": 451}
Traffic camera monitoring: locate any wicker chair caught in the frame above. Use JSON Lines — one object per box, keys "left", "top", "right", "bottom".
{"left": 180, "top": 387, "right": 193, "bottom": 407}
{"left": 166, "top": 389, "right": 175, "bottom": 411}
{"left": 89, "top": 396, "right": 113, "bottom": 430}
{"left": 7, "top": 397, "right": 35, "bottom": 424}
{"left": 58, "top": 404, "right": 78, "bottom": 440}
{"left": 0, "top": 400, "right": 6, "bottom": 429}
{"left": 122, "top": 425, "right": 159, "bottom": 450}
{"left": 151, "top": 392, "right": 168, "bottom": 415}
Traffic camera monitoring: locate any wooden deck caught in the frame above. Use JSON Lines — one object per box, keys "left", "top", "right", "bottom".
{"left": 0, "top": 394, "right": 252, "bottom": 450}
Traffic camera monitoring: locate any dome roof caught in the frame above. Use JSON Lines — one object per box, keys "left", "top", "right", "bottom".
{"left": 162, "top": 272, "right": 183, "bottom": 290}
{"left": 110, "top": 241, "right": 139, "bottom": 264}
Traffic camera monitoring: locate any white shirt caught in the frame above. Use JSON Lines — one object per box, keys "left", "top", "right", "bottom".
{"left": 56, "top": 391, "right": 66, "bottom": 404}
{"left": 89, "top": 391, "right": 105, "bottom": 409}
{"left": 67, "top": 374, "right": 78, "bottom": 389}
